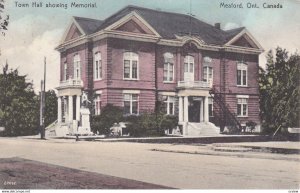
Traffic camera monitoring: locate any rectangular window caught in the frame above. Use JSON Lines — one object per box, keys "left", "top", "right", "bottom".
{"left": 237, "top": 98, "right": 248, "bottom": 117}
{"left": 123, "top": 94, "right": 139, "bottom": 115}
{"left": 94, "top": 54, "right": 102, "bottom": 80}
{"left": 123, "top": 52, "right": 138, "bottom": 80}
{"left": 94, "top": 95, "right": 101, "bottom": 115}
{"left": 163, "top": 63, "right": 174, "bottom": 82}
{"left": 203, "top": 66, "right": 213, "bottom": 83}
{"left": 237, "top": 63, "right": 247, "bottom": 86}
{"left": 164, "top": 96, "right": 175, "bottom": 115}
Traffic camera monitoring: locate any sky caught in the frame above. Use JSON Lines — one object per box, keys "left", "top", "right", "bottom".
{"left": 0, "top": 0, "right": 299, "bottom": 92}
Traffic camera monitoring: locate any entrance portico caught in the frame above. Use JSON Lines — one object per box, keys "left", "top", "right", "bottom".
{"left": 177, "top": 83, "right": 210, "bottom": 136}
{"left": 56, "top": 79, "right": 83, "bottom": 135}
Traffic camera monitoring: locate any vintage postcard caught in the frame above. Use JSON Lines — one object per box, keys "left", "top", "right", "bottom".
{"left": 0, "top": 0, "right": 299, "bottom": 191}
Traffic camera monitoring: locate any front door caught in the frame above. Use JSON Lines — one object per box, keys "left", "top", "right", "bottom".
{"left": 184, "top": 55, "right": 194, "bottom": 82}
{"left": 188, "top": 97, "right": 200, "bottom": 122}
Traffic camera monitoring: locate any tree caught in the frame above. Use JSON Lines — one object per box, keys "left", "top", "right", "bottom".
{"left": 0, "top": 64, "right": 39, "bottom": 136}
{"left": 259, "top": 47, "right": 300, "bottom": 135}
{"left": 0, "top": 0, "right": 9, "bottom": 35}
{"left": 44, "top": 90, "right": 57, "bottom": 127}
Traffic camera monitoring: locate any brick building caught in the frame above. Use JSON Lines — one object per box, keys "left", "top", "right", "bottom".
{"left": 55, "top": 5, "right": 263, "bottom": 136}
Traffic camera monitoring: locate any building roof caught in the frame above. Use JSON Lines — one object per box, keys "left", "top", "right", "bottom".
{"left": 73, "top": 16, "right": 104, "bottom": 35}
{"left": 72, "top": 5, "right": 246, "bottom": 45}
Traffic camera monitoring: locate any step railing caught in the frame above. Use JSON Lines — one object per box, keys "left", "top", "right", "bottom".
{"left": 209, "top": 87, "right": 242, "bottom": 133}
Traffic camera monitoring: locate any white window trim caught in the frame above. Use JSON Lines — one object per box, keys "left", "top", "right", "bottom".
{"left": 94, "top": 95, "right": 101, "bottom": 115}
{"left": 164, "top": 96, "right": 175, "bottom": 115}
{"left": 73, "top": 54, "right": 81, "bottom": 80}
{"left": 94, "top": 52, "right": 102, "bottom": 81}
{"left": 184, "top": 55, "right": 195, "bottom": 73}
{"left": 163, "top": 52, "right": 175, "bottom": 83}
{"left": 122, "top": 90, "right": 140, "bottom": 94}
{"left": 123, "top": 52, "right": 139, "bottom": 80}
{"left": 237, "top": 62, "right": 248, "bottom": 87}
{"left": 123, "top": 93, "right": 139, "bottom": 115}
{"left": 163, "top": 62, "right": 174, "bottom": 83}
{"left": 203, "top": 66, "right": 213, "bottom": 83}
{"left": 237, "top": 97, "right": 248, "bottom": 117}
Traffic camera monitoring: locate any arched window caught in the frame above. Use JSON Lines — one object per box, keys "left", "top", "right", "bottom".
{"left": 73, "top": 54, "right": 81, "bottom": 80}
{"left": 237, "top": 63, "right": 247, "bottom": 86}
{"left": 163, "top": 52, "right": 174, "bottom": 82}
{"left": 124, "top": 52, "right": 138, "bottom": 80}
{"left": 94, "top": 52, "right": 102, "bottom": 80}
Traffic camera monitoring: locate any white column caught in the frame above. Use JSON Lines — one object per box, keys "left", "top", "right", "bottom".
{"left": 184, "top": 96, "right": 189, "bottom": 122}
{"left": 57, "top": 97, "right": 62, "bottom": 123}
{"left": 204, "top": 96, "right": 209, "bottom": 122}
{"left": 200, "top": 99, "right": 204, "bottom": 122}
{"left": 178, "top": 97, "right": 183, "bottom": 122}
{"left": 68, "top": 95, "right": 73, "bottom": 124}
{"left": 76, "top": 95, "right": 80, "bottom": 121}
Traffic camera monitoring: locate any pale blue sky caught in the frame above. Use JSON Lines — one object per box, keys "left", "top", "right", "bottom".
{"left": 1, "top": 0, "right": 299, "bottom": 91}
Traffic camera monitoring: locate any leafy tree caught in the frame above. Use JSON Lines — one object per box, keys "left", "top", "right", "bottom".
{"left": 0, "top": 0, "right": 9, "bottom": 35}
{"left": 0, "top": 64, "right": 39, "bottom": 136}
{"left": 44, "top": 90, "right": 57, "bottom": 127}
{"left": 259, "top": 47, "right": 300, "bottom": 135}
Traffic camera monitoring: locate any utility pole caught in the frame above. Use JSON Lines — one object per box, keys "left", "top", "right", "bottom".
{"left": 40, "top": 57, "right": 46, "bottom": 139}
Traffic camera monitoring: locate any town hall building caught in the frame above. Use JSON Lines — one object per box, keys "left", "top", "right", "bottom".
{"left": 53, "top": 5, "right": 263, "bottom": 136}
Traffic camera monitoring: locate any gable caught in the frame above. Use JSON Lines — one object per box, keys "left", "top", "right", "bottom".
{"left": 105, "top": 11, "right": 160, "bottom": 37}
{"left": 231, "top": 34, "right": 258, "bottom": 48}
{"left": 65, "top": 23, "right": 83, "bottom": 42}
{"left": 115, "top": 19, "right": 152, "bottom": 35}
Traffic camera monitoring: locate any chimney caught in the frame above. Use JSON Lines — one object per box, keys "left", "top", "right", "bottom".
{"left": 214, "top": 23, "right": 221, "bottom": 30}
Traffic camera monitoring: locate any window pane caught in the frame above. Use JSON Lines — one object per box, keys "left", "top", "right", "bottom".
{"left": 203, "top": 67, "right": 207, "bottom": 81}
{"left": 132, "top": 94, "right": 138, "bottom": 101}
{"left": 237, "top": 104, "right": 241, "bottom": 116}
{"left": 189, "top": 63, "right": 193, "bottom": 73}
{"left": 243, "top": 70, "right": 247, "bottom": 85}
{"left": 243, "top": 104, "right": 247, "bottom": 116}
{"left": 99, "top": 61, "right": 102, "bottom": 79}
{"left": 169, "top": 64, "right": 174, "bottom": 81}
{"left": 124, "top": 60, "right": 130, "bottom": 78}
{"left": 132, "top": 61, "right": 137, "bottom": 79}
{"left": 163, "top": 70, "right": 168, "bottom": 81}
{"left": 184, "top": 63, "right": 188, "bottom": 72}
{"left": 237, "top": 70, "right": 241, "bottom": 85}
{"left": 124, "top": 94, "right": 130, "bottom": 101}
{"left": 124, "top": 101, "right": 130, "bottom": 114}
{"left": 169, "top": 102, "right": 174, "bottom": 115}
{"left": 132, "top": 101, "right": 138, "bottom": 114}
{"left": 95, "top": 61, "right": 98, "bottom": 79}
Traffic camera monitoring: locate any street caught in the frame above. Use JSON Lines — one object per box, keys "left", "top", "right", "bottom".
{"left": 0, "top": 137, "right": 299, "bottom": 189}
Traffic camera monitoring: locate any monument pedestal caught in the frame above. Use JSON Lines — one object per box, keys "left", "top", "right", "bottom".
{"left": 77, "top": 108, "right": 92, "bottom": 135}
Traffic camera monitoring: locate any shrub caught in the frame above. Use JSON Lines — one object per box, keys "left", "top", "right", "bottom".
{"left": 91, "top": 104, "right": 123, "bottom": 135}
{"left": 125, "top": 113, "right": 178, "bottom": 137}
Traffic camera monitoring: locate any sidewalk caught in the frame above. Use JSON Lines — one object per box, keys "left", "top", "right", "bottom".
{"left": 151, "top": 141, "right": 300, "bottom": 162}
